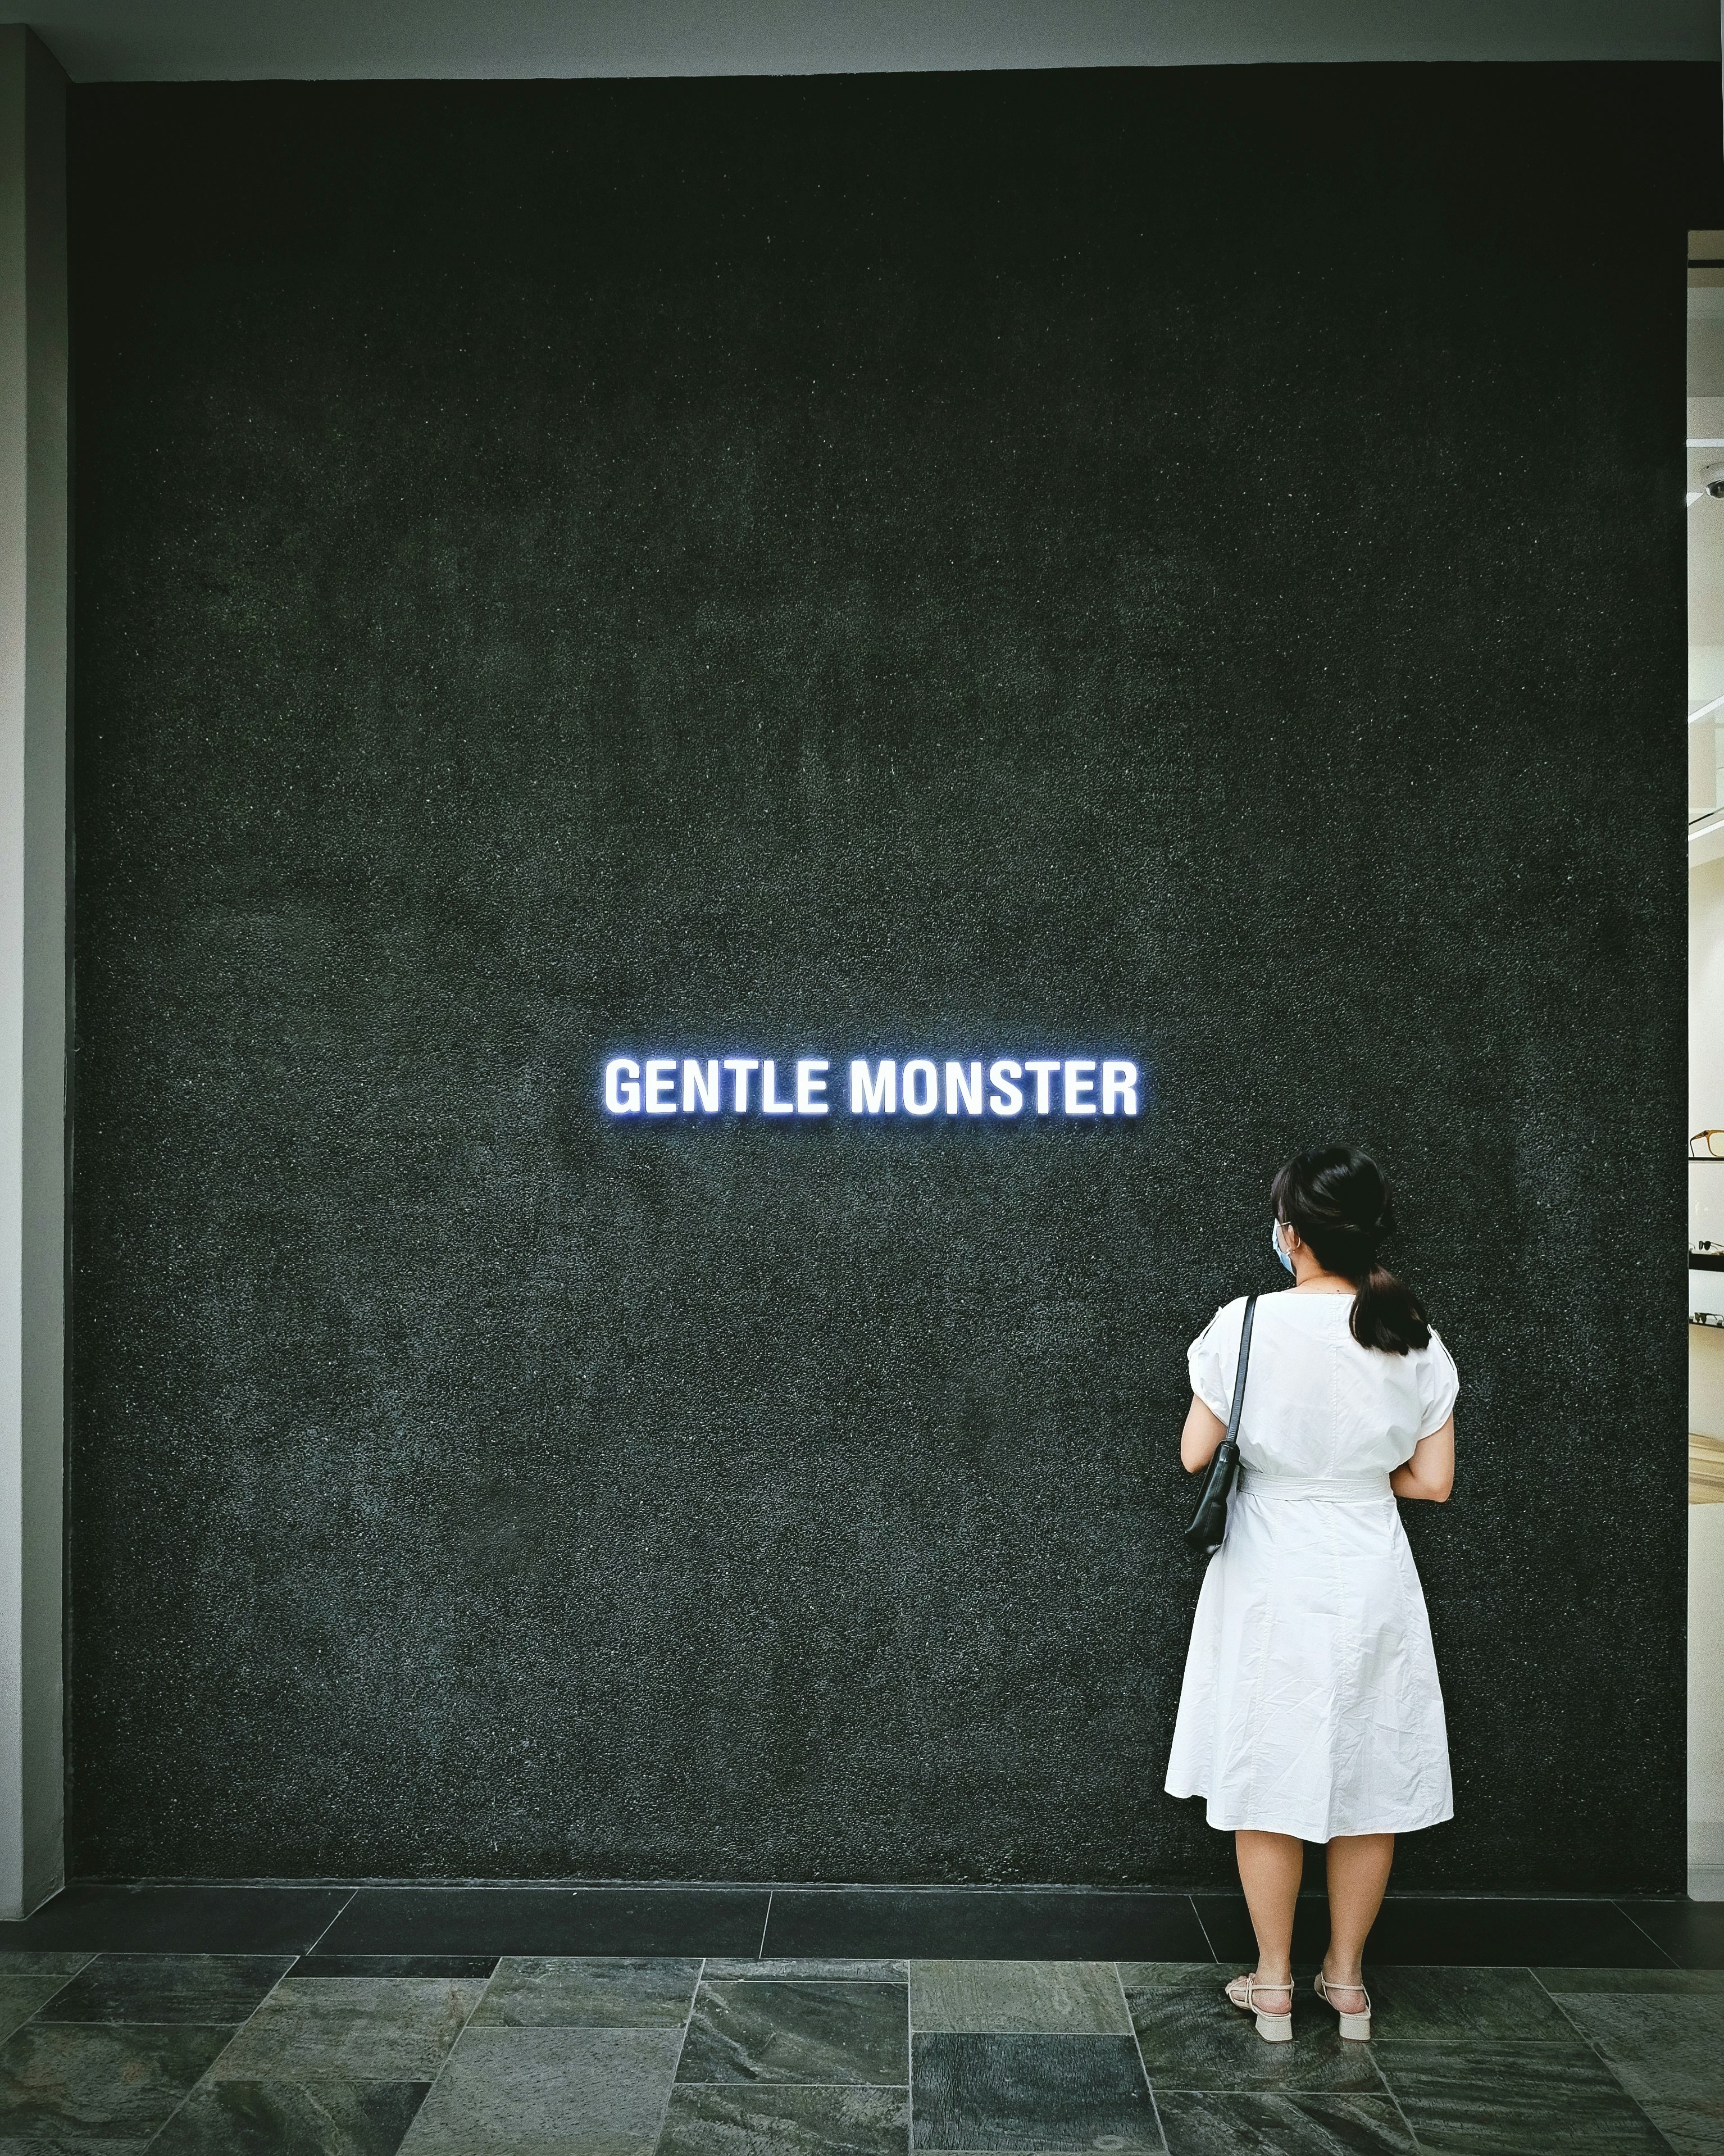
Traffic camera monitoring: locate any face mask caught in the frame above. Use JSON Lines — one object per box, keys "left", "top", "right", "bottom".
{"left": 1271, "top": 1218, "right": 1295, "bottom": 1274}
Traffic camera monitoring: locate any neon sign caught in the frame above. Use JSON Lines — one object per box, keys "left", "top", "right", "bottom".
{"left": 602, "top": 1056, "right": 1139, "bottom": 1119}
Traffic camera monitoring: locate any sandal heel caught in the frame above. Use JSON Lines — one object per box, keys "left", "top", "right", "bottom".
{"left": 1225, "top": 1975, "right": 1294, "bottom": 2042}
{"left": 1314, "top": 1972, "right": 1372, "bottom": 2041}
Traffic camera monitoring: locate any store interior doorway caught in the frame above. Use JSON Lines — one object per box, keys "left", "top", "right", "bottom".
{"left": 1685, "top": 226, "right": 1724, "bottom": 1900}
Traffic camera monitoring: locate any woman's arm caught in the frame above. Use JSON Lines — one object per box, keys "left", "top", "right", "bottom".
{"left": 1180, "top": 1392, "right": 1229, "bottom": 1474}
{"left": 1390, "top": 1416, "right": 1454, "bottom": 1502}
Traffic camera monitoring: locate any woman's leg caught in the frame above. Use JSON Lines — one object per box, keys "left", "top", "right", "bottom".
{"left": 1234, "top": 1830, "right": 1302, "bottom": 2000}
{"left": 1322, "top": 1833, "right": 1394, "bottom": 2004}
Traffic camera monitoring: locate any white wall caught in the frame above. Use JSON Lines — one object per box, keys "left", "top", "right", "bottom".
{"left": 1690, "top": 852, "right": 1724, "bottom": 1895}
{"left": 0, "top": 23, "right": 67, "bottom": 1922}
{"left": 1694, "top": 1508, "right": 1724, "bottom": 1894}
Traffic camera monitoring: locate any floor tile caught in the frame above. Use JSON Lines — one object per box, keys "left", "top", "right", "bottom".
{"left": 398, "top": 2023, "right": 682, "bottom": 2154}
{"left": 1330, "top": 1965, "right": 1575, "bottom": 2042}
{"left": 0, "top": 2019, "right": 231, "bottom": 2146}
{"left": 706, "top": 1961, "right": 908, "bottom": 1982}
{"left": 291, "top": 1957, "right": 499, "bottom": 1981}
{"left": 659, "top": 2082, "right": 911, "bottom": 2156}
{"left": 910, "top": 1962, "right": 1129, "bottom": 2035}
{"left": 1195, "top": 1896, "right": 1672, "bottom": 1970}
{"left": 1156, "top": 2090, "right": 1418, "bottom": 2154}
{"left": 322, "top": 1887, "right": 770, "bottom": 1959}
{"left": 678, "top": 1980, "right": 907, "bottom": 2085}
{"left": 34, "top": 1952, "right": 294, "bottom": 2025}
{"left": 911, "top": 2031, "right": 1158, "bottom": 2150}
{"left": 210, "top": 1975, "right": 485, "bottom": 2082}
{"left": 1617, "top": 1902, "right": 1724, "bottom": 1971}
{"left": 1373, "top": 2036, "right": 1671, "bottom": 2153}
{"left": 1535, "top": 1967, "right": 1724, "bottom": 1995}
{"left": 1118, "top": 1963, "right": 1382, "bottom": 2095}
{"left": 0, "top": 1973, "right": 80, "bottom": 2043}
{"left": 767, "top": 1892, "right": 1210, "bottom": 1963}
{"left": 1636, "top": 2098, "right": 1724, "bottom": 2155}
{"left": 0, "top": 1886, "right": 351, "bottom": 1956}
{"left": 149, "top": 2076, "right": 429, "bottom": 2154}
{"left": 1551, "top": 1992, "right": 1724, "bottom": 2104}
{"left": 471, "top": 1956, "right": 700, "bottom": 2027}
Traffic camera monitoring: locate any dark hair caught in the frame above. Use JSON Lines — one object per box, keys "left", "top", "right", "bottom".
{"left": 1270, "top": 1144, "right": 1430, "bottom": 1355}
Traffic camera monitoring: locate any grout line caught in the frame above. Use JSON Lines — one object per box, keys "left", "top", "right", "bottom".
{"left": 654, "top": 1955, "right": 708, "bottom": 2131}
{"left": 1186, "top": 1896, "right": 1218, "bottom": 1963}
{"left": 1113, "top": 1959, "right": 1168, "bottom": 2155}
{"left": 757, "top": 1892, "right": 774, "bottom": 1960}
{"left": 1372, "top": 2086, "right": 1422, "bottom": 2150}
{"left": 31, "top": 2009, "right": 293, "bottom": 2026}
{"left": 665, "top": 2023, "right": 1220, "bottom": 2045}
{"left": 1366, "top": 2026, "right": 1421, "bottom": 2151}
{"left": 673, "top": 1959, "right": 703, "bottom": 2075}
{"left": 1611, "top": 1902, "right": 1682, "bottom": 1969}
{"left": 646, "top": 1957, "right": 704, "bottom": 2156}
{"left": 301, "top": 1887, "right": 358, "bottom": 1960}
{"left": 907, "top": 1954, "right": 915, "bottom": 2156}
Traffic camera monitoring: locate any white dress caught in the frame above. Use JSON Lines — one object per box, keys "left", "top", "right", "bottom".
{"left": 1165, "top": 1290, "right": 1458, "bottom": 1841}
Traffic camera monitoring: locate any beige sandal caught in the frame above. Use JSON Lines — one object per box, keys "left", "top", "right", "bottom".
{"left": 1223, "top": 1972, "right": 1294, "bottom": 2042}
{"left": 1314, "top": 1970, "right": 1371, "bottom": 2041}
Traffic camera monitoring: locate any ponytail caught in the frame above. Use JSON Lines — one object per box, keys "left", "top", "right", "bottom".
{"left": 1270, "top": 1145, "right": 1430, "bottom": 1357}
{"left": 1350, "top": 1259, "right": 1430, "bottom": 1356}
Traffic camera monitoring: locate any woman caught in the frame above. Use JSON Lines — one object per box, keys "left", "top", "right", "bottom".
{"left": 1166, "top": 1144, "right": 1456, "bottom": 2044}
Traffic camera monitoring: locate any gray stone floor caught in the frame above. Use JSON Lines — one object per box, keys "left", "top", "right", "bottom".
{"left": 0, "top": 1949, "right": 1719, "bottom": 2154}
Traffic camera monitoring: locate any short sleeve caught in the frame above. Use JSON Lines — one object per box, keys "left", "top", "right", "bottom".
{"left": 1416, "top": 1327, "right": 1459, "bottom": 1440}
{"left": 1188, "top": 1300, "right": 1241, "bottom": 1420}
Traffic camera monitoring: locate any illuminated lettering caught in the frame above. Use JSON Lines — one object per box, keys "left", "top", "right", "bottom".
{"left": 902, "top": 1059, "right": 939, "bottom": 1116}
{"left": 850, "top": 1059, "right": 897, "bottom": 1114}
{"left": 644, "top": 1059, "right": 678, "bottom": 1114}
{"left": 945, "top": 1060, "right": 982, "bottom": 1116}
{"left": 1024, "top": 1059, "right": 1060, "bottom": 1115}
{"left": 988, "top": 1059, "right": 1024, "bottom": 1116}
{"left": 723, "top": 1056, "right": 759, "bottom": 1111}
{"left": 602, "top": 1050, "right": 1142, "bottom": 1125}
{"left": 642, "top": 1056, "right": 676, "bottom": 1112}
{"left": 797, "top": 1058, "right": 830, "bottom": 1114}
{"left": 605, "top": 1057, "right": 642, "bottom": 1113}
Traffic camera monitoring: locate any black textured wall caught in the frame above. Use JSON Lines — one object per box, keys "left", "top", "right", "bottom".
{"left": 67, "top": 65, "right": 1717, "bottom": 1889}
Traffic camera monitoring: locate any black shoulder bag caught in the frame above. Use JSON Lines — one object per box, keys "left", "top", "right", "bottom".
{"left": 1183, "top": 1293, "right": 1258, "bottom": 1555}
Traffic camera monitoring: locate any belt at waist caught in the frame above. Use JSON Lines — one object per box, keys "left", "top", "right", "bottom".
{"left": 1236, "top": 1470, "right": 1394, "bottom": 1503}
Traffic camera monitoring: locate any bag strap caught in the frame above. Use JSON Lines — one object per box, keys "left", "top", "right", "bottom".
{"left": 1223, "top": 1295, "right": 1258, "bottom": 1448}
